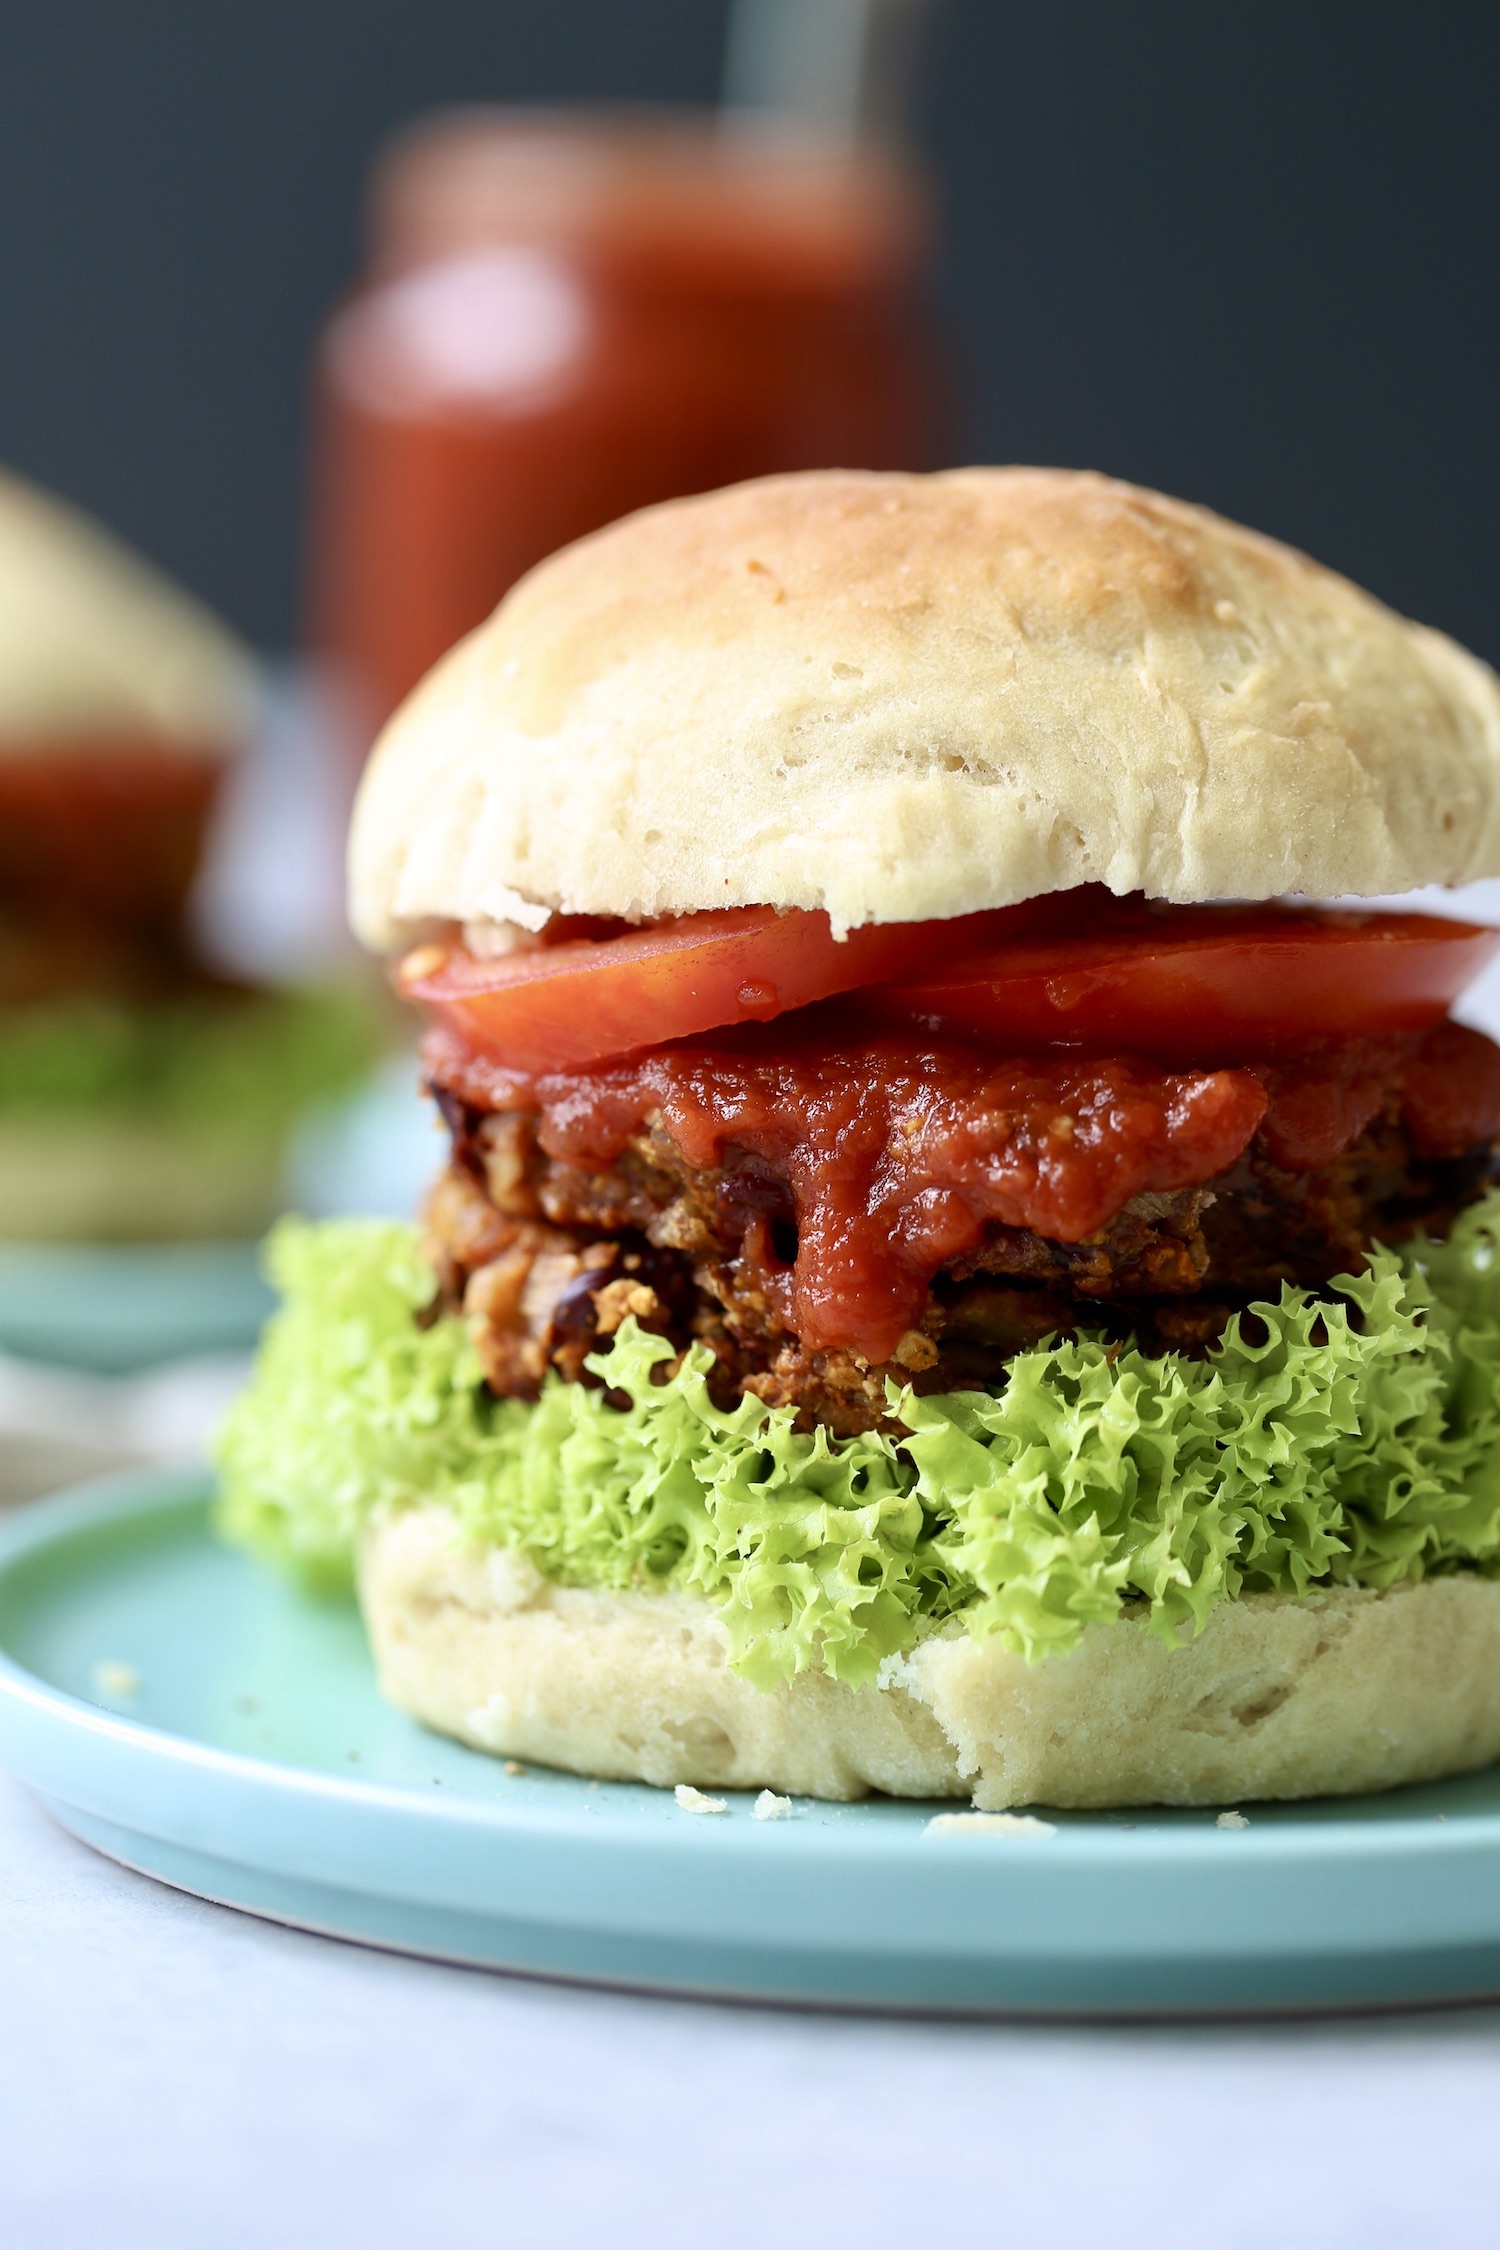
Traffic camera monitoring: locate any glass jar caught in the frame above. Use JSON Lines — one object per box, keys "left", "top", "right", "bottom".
{"left": 307, "top": 110, "right": 943, "bottom": 735}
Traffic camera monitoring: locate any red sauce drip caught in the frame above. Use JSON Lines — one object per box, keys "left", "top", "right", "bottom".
{"left": 1246, "top": 1023, "right": 1500, "bottom": 1168}
{"left": 1254, "top": 1044, "right": 1411, "bottom": 1170}
{"left": 1400, "top": 1022, "right": 1500, "bottom": 1156}
{"left": 425, "top": 1019, "right": 1500, "bottom": 1364}
{"left": 427, "top": 1029, "right": 1265, "bottom": 1360}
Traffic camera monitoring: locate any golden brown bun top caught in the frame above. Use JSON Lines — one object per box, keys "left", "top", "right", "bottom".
{"left": 349, "top": 467, "right": 1500, "bottom": 945}
{"left": 0, "top": 466, "right": 255, "bottom": 751}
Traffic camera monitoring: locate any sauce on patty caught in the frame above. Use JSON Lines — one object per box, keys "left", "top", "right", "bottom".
{"left": 425, "top": 1021, "right": 1500, "bottom": 1363}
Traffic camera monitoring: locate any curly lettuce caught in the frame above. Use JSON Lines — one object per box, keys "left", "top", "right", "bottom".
{"left": 215, "top": 1197, "right": 1500, "bottom": 1686}
{"left": 0, "top": 983, "right": 378, "bottom": 1138}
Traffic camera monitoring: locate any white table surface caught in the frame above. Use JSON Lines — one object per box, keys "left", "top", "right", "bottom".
{"left": 4, "top": 1766, "right": 1500, "bottom": 2249}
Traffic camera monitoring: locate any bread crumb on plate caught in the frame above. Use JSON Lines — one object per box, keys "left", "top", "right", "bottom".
{"left": 1216, "top": 1809, "right": 1250, "bottom": 1830}
{"left": 674, "top": 1783, "right": 727, "bottom": 1815}
{"left": 753, "top": 1789, "right": 792, "bottom": 1820}
{"left": 925, "top": 1811, "right": 1057, "bottom": 1839}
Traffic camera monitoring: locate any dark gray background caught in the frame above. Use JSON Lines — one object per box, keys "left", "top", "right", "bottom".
{"left": 1, "top": 1, "right": 1496, "bottom": 659}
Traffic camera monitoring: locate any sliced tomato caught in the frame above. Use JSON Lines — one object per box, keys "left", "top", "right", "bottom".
{"left": 859, "top": 907, "right": 1500, "bottom": 1063}
{"left": 398, "top": 899, "right": 1072, "bottom": 1073}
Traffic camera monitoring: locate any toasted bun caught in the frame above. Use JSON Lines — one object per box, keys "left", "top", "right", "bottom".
{"left": 361, "top": 1507, "right": 1500, "bottom": 1808}
{"left": 349, "top": 467, "right": 1500, "bottom": 947}
{"left": 0, "top": 466, "right": 254, "bottom": 749}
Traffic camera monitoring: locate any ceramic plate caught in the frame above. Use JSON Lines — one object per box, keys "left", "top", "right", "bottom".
{"left": 0, "top": 1243, "right": 273, "bottom": 1372}
{"left": 3, "top": 1467, "right": 1500, "bottom": 2016}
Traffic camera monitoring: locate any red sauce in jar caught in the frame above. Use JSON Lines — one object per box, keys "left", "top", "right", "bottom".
{"left": 309, "top": 113, "right": 941, "bottom": 734}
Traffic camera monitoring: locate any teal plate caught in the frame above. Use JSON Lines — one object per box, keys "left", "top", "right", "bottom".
{"left": 4, "top": 1467, "right": 1500, "bottom": 2017}
{"left": 0, "top": 1243, "right": 272, "bottom": 1370}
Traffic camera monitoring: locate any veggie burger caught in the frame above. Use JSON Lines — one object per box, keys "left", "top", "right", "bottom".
{"left": 222, "top": 467, "right": 1500, "bottom": 1810}
{"left": 0, "top": 467, "right": 370, "bottom": 1243}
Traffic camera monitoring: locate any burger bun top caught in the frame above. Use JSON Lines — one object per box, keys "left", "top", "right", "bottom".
{"left": 0, "top": 466, "right": 254, "bottom": 754}
{"left": 350, "top": 466, "right": 1500, "bottom": 947}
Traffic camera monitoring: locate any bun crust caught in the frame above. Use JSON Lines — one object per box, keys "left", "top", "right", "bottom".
{"left": 361, "top": 1507, "right": 1500, "bottom": 1809}
{"left": 0, "top": 467, "right": 253, "bottom": 749}
{"left": 350, "top": 467, "right": 1500, "bottom": 945}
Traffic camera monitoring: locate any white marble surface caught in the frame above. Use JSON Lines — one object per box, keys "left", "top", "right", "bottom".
{"left": 3, "top": 1768, "right": 1500, "bottom": 2247}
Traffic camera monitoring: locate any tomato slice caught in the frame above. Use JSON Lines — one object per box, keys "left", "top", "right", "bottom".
{"left": 398, "top": 900, "right": 1071, "bottom": 1073}
{"left": 859, "top": 908, "right": 1500, "bottom": 1063}
{"left": 400, "top": 898, "right": 1500, "bottom": 1072}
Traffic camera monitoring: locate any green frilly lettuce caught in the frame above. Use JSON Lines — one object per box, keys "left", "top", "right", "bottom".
{"left": 215, "top": 1196, "right": 1500, "bottom": 1688}
{"left": 0, "top": 983, "right": 378, "bottom": 1138}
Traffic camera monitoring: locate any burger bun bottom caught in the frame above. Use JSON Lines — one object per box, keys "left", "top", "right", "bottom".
{"left": 360, "top": 1507, "right": 1500, "bottom": 1810}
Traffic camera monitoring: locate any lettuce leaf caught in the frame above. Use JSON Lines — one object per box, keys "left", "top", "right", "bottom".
{"left": 0, "top": 983, "right": 378, "bottom": 1138}
{"left": 215, "top": 1196, "right": 1500, "bottom": 1684}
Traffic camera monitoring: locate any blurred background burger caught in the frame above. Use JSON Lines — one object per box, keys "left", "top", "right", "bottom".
{"left": 0, "top": 469, "right": 380, "bottom": 1384}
